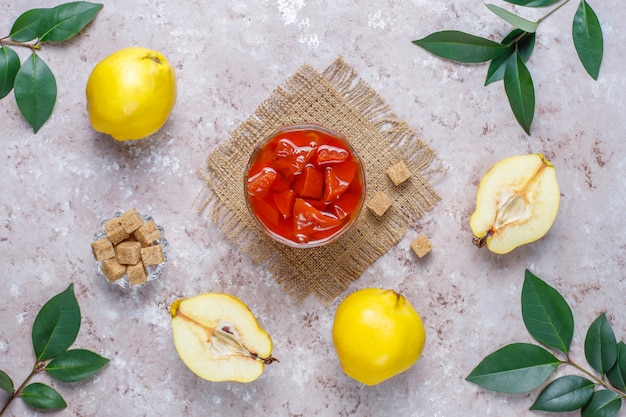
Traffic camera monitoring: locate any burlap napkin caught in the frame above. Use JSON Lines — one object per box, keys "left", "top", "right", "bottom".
{"left": 197, "top": 57, "right": 443, "bottom": 304}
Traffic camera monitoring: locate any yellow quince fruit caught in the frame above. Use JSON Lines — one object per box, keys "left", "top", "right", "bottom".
{"left": 470, "top": 153, "right": 560, "bottom": 254}
{"left": 86, "top": 46, "right": 176, "bottom": 141}
{"left": 170, "top": 293, "right": 278, "bottom": 383}
{"left": 332, "top": 288, "right": 426, "bottom": 385}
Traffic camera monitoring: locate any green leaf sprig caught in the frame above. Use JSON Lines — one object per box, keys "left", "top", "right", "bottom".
{"left": 0, "top": 284, "right": 109, "bottom": 415}
{"left": 412, "top": 0, "right": 603, "bottom": 135}
{"left": 0, "top": 2, "right": 103, "bottom": 133}
{"left": 467, "top": 270, "right": 625, "bottom": 416}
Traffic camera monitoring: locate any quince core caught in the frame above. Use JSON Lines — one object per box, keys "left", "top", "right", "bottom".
{"left": 170, "top": 293, "right": 277, "bottom": 383}
{"left": 470, "top": 154, "right": 560, "bottom": 254}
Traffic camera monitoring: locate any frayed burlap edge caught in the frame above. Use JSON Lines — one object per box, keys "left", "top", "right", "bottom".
{"left": 197, "top": 57, "right": 444, "bottom": 304}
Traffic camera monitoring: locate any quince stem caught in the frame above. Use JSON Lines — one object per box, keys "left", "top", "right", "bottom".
{"left": 0, "top": 360, "right": 47, "bottom": 416}
{"left": 472, "top": 230, "right": 492, "bottom": 248}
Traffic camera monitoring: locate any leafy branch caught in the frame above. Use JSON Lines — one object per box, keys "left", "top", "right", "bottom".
{"left": 412, "top": 0, "right": 603, "bottom": 135}
{"left": 0, "top": 284, "right": 109, "bottom": 415}
{"left": 0, "top": 1, "right": 103, "bottom": 133}
{"left": 467, "top": 270, "right": 625, "bottom": 416}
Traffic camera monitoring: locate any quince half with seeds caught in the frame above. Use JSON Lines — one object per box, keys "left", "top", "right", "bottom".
{"left": 170, "top": 293, "right": 277, "bottom": 382}
{"left": 470, "top": 154, "right": 560, "bottom": 254}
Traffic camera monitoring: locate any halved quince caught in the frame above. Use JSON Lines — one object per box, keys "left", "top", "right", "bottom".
{"left": 170, "top": 293, "right": 277, "bottom": 382}
{"left": 469, "top": 154, "right": 560, "bottom": 254}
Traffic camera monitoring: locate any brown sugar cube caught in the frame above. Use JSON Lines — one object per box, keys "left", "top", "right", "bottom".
{"left": 101, "top": 258, "right": 127, "bottom": 283}
{"left": 133, "top": 220, "right": 161, "bottom": 246}
{"left": 141, "top": 244, "right": 164, "bottom": 266}
{"left": 91, "top": 237, "right": 115, "bottom": 261}
{"left": 115, "top": 240, "right": 142, "bottom": 265}
{"left": 367, "top": 191, "right": 393, "bottom": 217}
{"left": 386, "top": 160, "right": 412, "bottom": 186}
{"left": 127, "top": 262, "right": 147, "bottom": 286}
{"left": 119, "top": 208, "right": 144, "bottom": 234}
{"left": 104, "top": 218, "right": 129, "bottom": 245}
{"left": 410, "top": 234, "right": 433, "bottom": 258}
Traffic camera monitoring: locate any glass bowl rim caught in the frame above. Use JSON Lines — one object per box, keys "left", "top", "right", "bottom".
{"left": 244, "top": 123, "right": 367, "bottom": 248}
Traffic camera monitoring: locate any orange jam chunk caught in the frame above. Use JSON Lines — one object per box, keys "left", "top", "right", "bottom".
{"left": 272, "top": 138, "right": 316, "bottom": 178}
{"left": 254, "top": 197, "right": 282, "bottom": 227}
{"left": 273, "top": 189, "right": 296, "bottom": 219}
{"left": 293, "top": 199, "right": 345, "bottom": 242}
{"left": 246, "top": 164, "right": 278, "bottom": 198}
{"left": 293, "top": 165, "right": 324, "bottom": 200}
{"left": 246, "top": 127, "right": 364, "bottom": 245}
{"left": 316, "top": 144, "right": 350, "bottom": 165}
{"left": 324, "top": 162, "right": 357, "bottom": 202}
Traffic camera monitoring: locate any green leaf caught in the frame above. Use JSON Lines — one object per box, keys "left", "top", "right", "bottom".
{"left": 46, "top": 349, "right": 110, "bottom": 383}
{"left": 485, "top": 47, "right": 514, "bottom": 86}
{"left": 31, "top": 283, "right": 80, "bottom": 361}
{"left": 486, "top": 4, "right": 539, "bottom": 33}
{"left": 582, "top": 390, "right": 622, "bottom": 417}
{"left": 503, "top": 0, "right": 561, "bottom": 6}
{"left": 412, "top": 30, "right": 509, "bottom": 63}
{"left": 38, "top": 2, "right": 103, "bottom": 43}
{"left": 585, "top": 313, "right": 618, "bottom": 375}
{"left": 8, "top": 8, "right": 49, "bottom": 42}
{"left": 514, "top": 31, "right": 536, "bottom": 62}
{"left": 0, "top": 370, "right": 14, "bottom": 393}
{"left": 521, "top": 269, "right": 574, "bottom": 354}
{"left": 0, "top": 46, "right": 21, "bottom": 99}
{"left": 466, "top": 343, "right": 560, "bottom": 393}
{"left": 530, "top": 375, "right": 595, "bottom": 412}
{"left": 20, "top": 383, "right": 67, "bottom": 410}
{"left": 504, "top": 50, "right": 535, "bottom": 134}
{"left": 485, "top": 30, "right": 535, "bottom": 85}
{"left": 572, "top": 0, "right": 603, "bottom": 80}
{"left": 13, "top": 53, "right": 57, "bottom": 133}
{"left": 607, "top": 342, "right": 626, "bottom": 391}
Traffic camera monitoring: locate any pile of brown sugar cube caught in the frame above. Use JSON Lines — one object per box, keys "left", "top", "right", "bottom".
{"left": 91, "top": 208, "right": 165, "bottom": 286}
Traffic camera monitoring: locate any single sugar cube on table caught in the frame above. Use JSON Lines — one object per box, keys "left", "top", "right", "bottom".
{"left": 367, "top": 191, "right": 393, "bottom": 217}
{"left": 386, "top": 160, "right": 412, "bottom": 186}
{"left": 410, "top": 234, "right": 433, "bottom": 258}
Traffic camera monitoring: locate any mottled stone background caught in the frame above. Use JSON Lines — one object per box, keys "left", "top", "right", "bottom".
{"left": 1, "top": 1, "right": 624, "bottom": 416}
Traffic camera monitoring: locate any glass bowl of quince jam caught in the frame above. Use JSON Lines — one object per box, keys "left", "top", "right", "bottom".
{"left": 244, "top": 124, "right": 366, "bottom": 248}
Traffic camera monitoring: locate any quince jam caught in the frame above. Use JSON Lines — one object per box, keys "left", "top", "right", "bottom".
{"left": 245, "top": 126, "right": 365, "bottom": 247}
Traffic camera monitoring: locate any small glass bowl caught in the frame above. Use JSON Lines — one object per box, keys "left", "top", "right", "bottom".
{"left": 244, "top": 123, "right": 366, "bottom": 248}
{"left": 93, "top": 210, "right": 168, "bottom": 289}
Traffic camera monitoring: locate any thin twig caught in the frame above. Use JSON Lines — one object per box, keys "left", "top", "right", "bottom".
{"left": 537, "top": 0, "right": 571, "bottom": 24}
{"left": 0, "top": 361, "right": 46, "bottom": 416}
{"left": 566, "top": 359, "right": 626, "bottom": 398}
{"left": 0, "top": 38, "right": 40, "bottom": 52}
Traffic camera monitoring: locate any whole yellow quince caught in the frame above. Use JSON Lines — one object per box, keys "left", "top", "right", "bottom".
{"left": 332, "top": 288, "right": 426, "bottom": 385}
{"left": 86, "top": 46, "right": 177, "bottom": 141}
